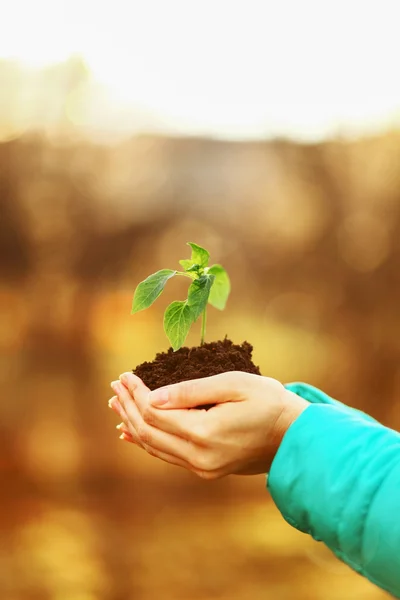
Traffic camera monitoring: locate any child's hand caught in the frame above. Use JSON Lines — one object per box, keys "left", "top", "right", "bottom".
{"left": 108, "top": 372, "right": 308, "bottom": 479}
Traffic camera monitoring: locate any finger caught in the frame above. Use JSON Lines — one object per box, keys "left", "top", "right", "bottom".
{"left": 136, "top": 444, "right": 197, "bottom": 471}
{"left": 115, "top": 414, "right": 136, "bottom": 441}
{"left": 114, "top": 379, "right": 197, "bottom": 461}
{"left": 116, "top": 396, "right": 223, "bottom": 477}
{"left": 117, "top": 422, "right": 142, "bottom": 446}
{"left": 116, "top": 422, "right": 131, "bottom": 435}
{"left": 108, "top": 395, "right": 122, "bottom": 415}
{"left": 111, "top": 382, "right": 146, "bottom": 441}
{"left": 148, "top": 371, "right": 249, "bottom": 409}
{"left": 119, "top": 373, "right": 152, "bottom": 417}
{"left": 117, "top": 417, "right": 195, "bottom": 471}
{"left": 119, "top": 432, "right": 138, "bottom": 444}
{"left": 116, "top": 373, "right": 150, "bottom": 411}
{"left": 118, "top": 426, "right": 223, "bottom": 479}
{"left": 119, "top": 430, "right": 134, "bottom": 440}
{"left": 119, "top": 372, "right": 200, "bottom": 439}
{"left": 108, "top": 393, "right": 129, "bottom": 422}
{"left": 117, "top": 423, "right": 147, "bottom": 449}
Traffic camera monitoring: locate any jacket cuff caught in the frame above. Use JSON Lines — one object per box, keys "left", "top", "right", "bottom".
{"left": 284, "top": 382, "right": 377, "bottom": 423}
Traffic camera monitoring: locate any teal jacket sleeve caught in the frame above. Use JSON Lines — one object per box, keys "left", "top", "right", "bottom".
{"left": 267, "top": 383, "right": 400, "bottom": 598}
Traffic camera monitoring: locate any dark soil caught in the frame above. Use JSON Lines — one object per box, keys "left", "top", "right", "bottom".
{"left": 133, "top": 337, "right": 261, "bottom": 391}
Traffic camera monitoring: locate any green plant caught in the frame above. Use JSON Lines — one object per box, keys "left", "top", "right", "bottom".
{"left": 131, "top": 242, "right": 231, "bottom": 350}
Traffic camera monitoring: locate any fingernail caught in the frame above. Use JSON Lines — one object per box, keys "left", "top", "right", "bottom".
{"left": 108, "top": 396, "right": 121, "bottom": 414}
{"left": 119, "top": 373, "right": 129, "bottom": 386}
{"left": 111, "top": 380, "right": 120, "bottom": 393}
{"left": 119, "top": 432, "right": 131, "bottom": 441}
{"left": 150, "top": 386, "right": 169, "bottom": 406}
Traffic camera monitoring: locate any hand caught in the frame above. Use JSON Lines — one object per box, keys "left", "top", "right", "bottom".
{"left": 108, "top": 371, "right": 308, "bottom": 479}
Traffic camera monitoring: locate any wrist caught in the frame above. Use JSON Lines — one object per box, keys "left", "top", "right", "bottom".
{"left": 272, "top": 390, "right": 309, "bottom": 459}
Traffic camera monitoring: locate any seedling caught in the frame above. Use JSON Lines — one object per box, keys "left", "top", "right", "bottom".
{"left": 131, "top": 242, "right": 230, "bottom": 350}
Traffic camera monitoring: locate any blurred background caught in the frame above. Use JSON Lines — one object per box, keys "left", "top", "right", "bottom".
{"left": 1, "top": 0, "right": 399, "bottom": 598}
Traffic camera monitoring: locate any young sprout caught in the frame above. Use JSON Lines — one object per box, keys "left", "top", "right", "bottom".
{"left": 131, "top": 242, "right": 231, "bottom": 350}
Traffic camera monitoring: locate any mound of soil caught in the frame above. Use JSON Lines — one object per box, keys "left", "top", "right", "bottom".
{"left": 133, "top": 337, "right": 261, "bottom": 391}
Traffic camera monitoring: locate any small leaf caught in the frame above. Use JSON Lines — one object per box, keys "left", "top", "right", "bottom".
{"left": 164, "top": 301, "right": 194, "bottom": 350}
{"left": 187, "top": 242, "right": 210, "bottom": 267}
{"left": 208, "top": 264, "right": 231, "bottom": 310}
{"left": 131, "top": 269, "right": 176, "bottom": 314}
{"left": 186, "top": 264, "right": 201, "bottom": 273}
{"left": 179, "top": 259, "right": 194, "bottom": 271}
{"left": 187, "top": 274, "right": 215, "bottom": 321}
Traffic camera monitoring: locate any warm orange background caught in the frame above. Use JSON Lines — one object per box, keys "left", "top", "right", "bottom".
{"left": 2, "top": 50, "right": 400, "bottom": 599}
{"left": 2, "top": 130, "right": 399, "bottom": 599}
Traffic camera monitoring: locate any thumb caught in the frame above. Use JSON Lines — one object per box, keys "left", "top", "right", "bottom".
{"left": 149, "top": 372, "right": 246, "bottom": 409}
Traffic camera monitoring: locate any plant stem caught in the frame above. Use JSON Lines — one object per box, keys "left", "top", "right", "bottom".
{"left": 176, "top": 271, "right": 196, "bottom": 279}
{"left": 200, "top": 306, "right": 207, "bottom": 345}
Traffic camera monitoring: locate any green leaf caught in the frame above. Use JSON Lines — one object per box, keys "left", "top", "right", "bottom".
{"left": 186, "top": 264, "right": 201, "bottom": 273}
{"left": 131, "top": 269, "right": 176, "bottom": 314}
{"left": 187, "top": 242, "right": 210, "bottom": 267}
{"left": 187, "top": 274, "right": 215, "bottom": 321}
{"left": 179, "top": 259, "right": 194, "bottom": 271}
{"left": 208, "top": 264, "right": 231, "bottom": 310}
{"left": 164, "top": 301, "right": 194, "bottom": 350}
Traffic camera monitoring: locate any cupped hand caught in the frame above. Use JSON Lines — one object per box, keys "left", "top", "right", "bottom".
{"left": 108, "top": 371, "right": 308, "bottom": 479}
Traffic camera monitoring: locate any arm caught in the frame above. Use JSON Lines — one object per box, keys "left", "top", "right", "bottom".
{"left": 268, "top": 401, "right": 400, "bottom": 598}
{"left": 109, "top": 373, "right": 400, "bottom": 597}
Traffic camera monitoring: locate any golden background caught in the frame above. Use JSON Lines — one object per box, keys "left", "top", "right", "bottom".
{"left": 1, "top": 36, "right": 399, "bottom": 600}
